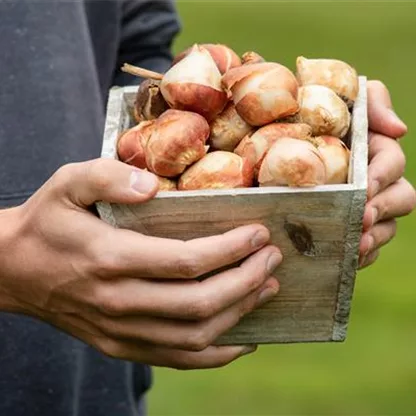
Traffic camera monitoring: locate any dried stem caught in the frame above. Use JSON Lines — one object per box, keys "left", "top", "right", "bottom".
{"left": 121, "top": 63, "right": 164, "bottom": 81}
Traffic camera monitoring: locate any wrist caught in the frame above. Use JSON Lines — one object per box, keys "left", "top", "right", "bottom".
{"left": 0, "top": 205, "right": 27, "bottom": 313}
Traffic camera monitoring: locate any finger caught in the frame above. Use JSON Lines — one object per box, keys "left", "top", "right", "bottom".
{"left": 359, "top": 220, "right": 397, "bottom": 258}
{"left": 367, "top": 133, "right": 406, "bottom": 199}
{"left": 87, "top": 277, "right": 278, "bottom": 350}
{"left": 90, "top": 245, "right": 281, "bottom": 320}
{"left": 114, "top": 343, "right": 258, "bottom": 370}
{"left": 50, "top": 158, "right": 159, "bottom": 207}
{"left": 47, "top": 309, "right": 258, "bottom": 369}
{"left": 100, "top": 339, "right": 258, "bottom": 370}
{"left": 359, "top": 249, "right": 380, "bottom": 270}
{"left": 51, "top": 312, "right": 258, "bottom": 369}
{"left": 367, "top": 80, "right": 407, "bottom": 139}
{"left": 91, "top": 223, "right": 274, "bottom": 279}
{"left": 365, "top": 178, "right": 416, "bottom": 228}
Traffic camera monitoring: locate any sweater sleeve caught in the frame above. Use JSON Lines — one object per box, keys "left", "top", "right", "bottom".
{"left": 113, "top": 0, "right": 181, "bottom": 86}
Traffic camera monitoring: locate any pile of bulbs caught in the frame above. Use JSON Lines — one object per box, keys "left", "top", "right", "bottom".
{"left": 117, "top": 43, "right": 359, "bottom": 191}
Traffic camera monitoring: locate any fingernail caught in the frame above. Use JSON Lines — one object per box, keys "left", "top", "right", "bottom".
{"left": 371, "top": 207, "right": 378, "bottom": 227}
{"left": 364, "top": 235, "right": 374, "bottom": 256}
{"left": 266, "top": 252, "right": 282, "bottom": 274}
{"left": 251, "top": 229, "right": 270, "bottom": 249}
{"left": 256, "top": 286, "right": 279, "bottom": 307}
{"left": 369, "top": 180, "right": 380, "bottom": 199}
{"left": 130, "top": 169, "right": 158, "bottom": 194}
{"left": 239, "top": 344, "right": 258, "bottom": 357}
{"left": 359, "top": 255, "right": 367, "bottom": 269}
{"left": 388, "top": 109, "right": 407, "bottom": 132}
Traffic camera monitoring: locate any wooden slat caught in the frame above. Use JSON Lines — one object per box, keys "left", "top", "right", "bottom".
{"left": 333, "top": 76, "right": 368, "bottom": 341}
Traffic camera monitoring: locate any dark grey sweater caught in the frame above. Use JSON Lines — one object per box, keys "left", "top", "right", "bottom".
{"left": 0, "top": 1, "right": 180, "bottom": 415}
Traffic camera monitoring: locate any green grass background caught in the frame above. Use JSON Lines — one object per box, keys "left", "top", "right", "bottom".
{"left": 148, "top": 2, "right": 416, "bottom": 414}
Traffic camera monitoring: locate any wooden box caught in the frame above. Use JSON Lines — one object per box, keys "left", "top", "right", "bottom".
{"left": 96, "top": 77, "right": 368, "bottom": 345}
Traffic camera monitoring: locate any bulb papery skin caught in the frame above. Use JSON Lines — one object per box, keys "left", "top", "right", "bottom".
{"left": 235, "top": 123, "right": 312, "bottom": 177}
{"left": 157, "top": 176, "right": 177, "bottom": 191}
{"left": 209, "top": 103, "right": 254, "bottom": 151}
{"left": 143, "top": 109, "right": 210, "bottom": 177}
{"left": 117, "top": 121, "right": 153, "bottom": 169}
{"left": 258, "top": 137, "right": 327, "bottom": 187}
{"left": 172, "top": 43, "right": 242, "bottom": 74}
{"left": 297, "top": 85, "right": 351, "bottom": 138}
{"left": 222, "top": 62, "right": 299, "bottom": 127}
{"left": 315, "top": 135, "right": 350, "bottom": 184}
{"left": 241, "top": 51, "right": 266, "bottom": 65}
{"left": 296, "top": 56, "right": 359, "bottom": 107}
{"left": 133, "top": 79, "right": 169, "bottom": 123}
{"left": 178, "top": 151, "right": 254, "bottom": 190}
{"left": 160, "top": 44, "right": 228, "bottom": 122}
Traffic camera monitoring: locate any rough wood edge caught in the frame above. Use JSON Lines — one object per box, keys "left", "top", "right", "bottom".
{"left": 349, "top": 76, "right": 368, "bottom": 190}
{"left": 95, "top": 87, "right": 124, "bottom": 226}
{"left": 332, "top": 76, "right": 368, "bottom": 341}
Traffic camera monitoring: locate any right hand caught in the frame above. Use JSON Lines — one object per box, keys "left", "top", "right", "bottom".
{"left": 0, "top": 159, "right": 282, "bottom": 370}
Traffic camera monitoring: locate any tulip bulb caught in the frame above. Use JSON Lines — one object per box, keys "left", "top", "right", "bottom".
{"left": 209, "top": 103, "right": 254, "bottom": 151}
{"left": 117, "top": 121, "right": 153, "bottom": 169}
{"left": 178, "top": 151, "right": 254, "bottom": 190}
{"left": 235, "top": 123, "right": 312, "bottom": 176}
{"left": 172, "top": 43, "right": 242, "bottom": 74}
{"left": 157, "top": 176, "right": 177, "bottom": 191}
{"left": 144, "top": 109, "right": 210, "bottom": 177}
{"left": 258, "top": 137, "right": 326, "bottom": 187}
{"left": 296, "top": 56, "right": 359, "bottom": 107}
{"left": 241, "top": 51, "right": 265, "bottom": 65}
{"left": 160, "top": 44, "right": 228, "bottom": 121}
{"left": 134, "top": 79, "right": 169, "bottom": 122}
{"left": 297, "top": 85, "right": 351, "bottom": 138}
{"left": 315, "top": 136, "right": 350, "bottom": 184}
{"left": 222, "top": 62, "right": 299, "bottom": 126}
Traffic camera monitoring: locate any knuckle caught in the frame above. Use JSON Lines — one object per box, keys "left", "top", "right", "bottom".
{"left": 183, "top": 328, "right": 210, "bottom": 352}
{"left": 95, "top": 338, "right": 126, "bottom": 360}
{"left": 89, "top": 244, "right": 123, "bottom": 278}
{"left": 369, "top": 79, "right": 388, "bottom": 94}
{"left": 186, "top": 296, "right": 214, "bottom": 320}
{"left": 406, "top": 181, "right": 416, "bottom": 212}
{"left": 95, "top": 321, "right": 116, "bottom": 338}
{"left": 87, "top": 159, "right": 112, "bottom": 192}
{"left": 396, "top": 151, "right": 406, "bottom": 176}
{"left": 172, "top": 250, "right": 202, "bottom": 279}
{"left": 52, "top": 163, "right": 79, "bottom": 189}
{"left": 96, "top": 285, "right": 125, "bottom": 317}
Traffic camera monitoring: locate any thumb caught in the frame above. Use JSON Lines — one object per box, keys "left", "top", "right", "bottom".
{"left": 367, "top": 80, "right": 407, "bottom": 139}
{"left": 54, "top": 158, "right": 159, "bottom": 208}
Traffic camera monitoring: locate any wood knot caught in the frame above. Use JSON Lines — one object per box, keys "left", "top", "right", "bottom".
{"left": 284, "top": 220, "right": 316, "bottom": 256}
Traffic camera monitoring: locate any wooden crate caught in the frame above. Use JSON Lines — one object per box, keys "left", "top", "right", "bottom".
{"left": 96, "top": 77, "right": 368, "bottom": 345}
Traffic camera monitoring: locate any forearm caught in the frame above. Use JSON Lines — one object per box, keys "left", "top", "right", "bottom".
{"left": 113, "top": 0, "right": 181, "bottom": 86}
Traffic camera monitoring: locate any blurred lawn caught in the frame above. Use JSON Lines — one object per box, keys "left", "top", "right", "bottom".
{"left": 149, "top": 2, "right": 416, "bottom": 415}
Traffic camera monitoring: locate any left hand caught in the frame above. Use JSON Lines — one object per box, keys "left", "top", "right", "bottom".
{"left": 359, "top": 80, "right": 416, "bottom": 269}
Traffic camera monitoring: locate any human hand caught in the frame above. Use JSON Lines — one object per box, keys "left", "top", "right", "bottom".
{"left": 359, "top": 80, "right": 416, "bottom": 268}
{"left": 0, "top": 159, "right": 281, "bottom": 369}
